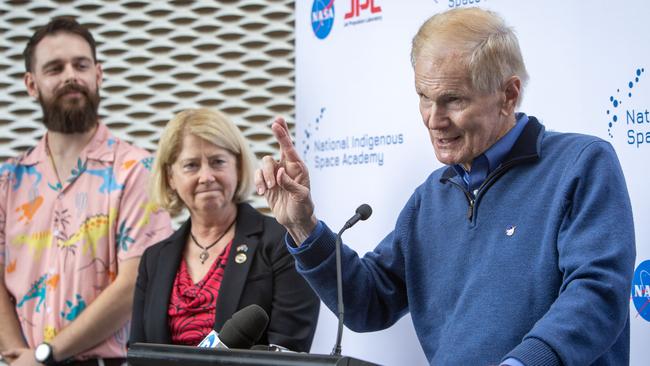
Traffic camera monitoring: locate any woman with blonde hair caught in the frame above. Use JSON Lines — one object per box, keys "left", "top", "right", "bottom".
{"left": 129, "top": 108, "right": 319, "bottom": 351}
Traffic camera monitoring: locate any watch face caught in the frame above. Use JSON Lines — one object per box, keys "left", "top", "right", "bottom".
{"left": 34, "top": 343, "right": 51, "bottom": 362}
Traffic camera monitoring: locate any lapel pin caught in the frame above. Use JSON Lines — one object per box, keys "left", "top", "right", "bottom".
{"left": 236, "top": 244, "right": 249, "bottom": 253}
{"left": 235, "top": 253, "right": 247, "bottom": 264}
{"left": 505, "top": 225, "right": 516, "bottom": 237}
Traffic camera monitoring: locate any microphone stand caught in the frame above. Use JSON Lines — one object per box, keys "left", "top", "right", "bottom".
{"left": 331, "top": 226, "right": 346, "bottom": 356}
{"left": 331, "top": 204, "right": 372, "bottom": 357}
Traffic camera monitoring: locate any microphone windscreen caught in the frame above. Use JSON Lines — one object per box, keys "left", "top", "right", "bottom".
{"left": 356, "top": 204, "right": 372, "bottom": 221}
{"left": 219, "top": 304, "right": 270, "bottom": 349}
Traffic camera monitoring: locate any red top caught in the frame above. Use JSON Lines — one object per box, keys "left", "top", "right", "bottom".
{"left": 168, "top": 241, "right": 232, "bottom": 345}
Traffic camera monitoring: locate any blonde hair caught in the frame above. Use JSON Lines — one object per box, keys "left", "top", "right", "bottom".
{"left": 150, "top": 108, "right": 256, "bottom": 216}
{"left": 411, "top": 7, "right": 528, "bottom": 100}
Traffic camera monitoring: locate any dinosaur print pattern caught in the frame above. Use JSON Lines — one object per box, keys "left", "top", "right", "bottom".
{"left": 16, "top": 274, "right": 49, "bottom": 313}
{"left": 15, "top": 273, "right": 60, "bottom": 315}
{"left": 140, "top": 157, "right": 153, "bottom": 171}
{"left": 12, "top": 230, "right": 53, "bottom": 260}
{"left": 43, "top": 326, "right": 57, "bottom": 343}
{"left": 122, "top": 160, "right": 136, "bottom": 170}
{"left": 16, "top": 196, "right": 44, "bottom": 223}
{"left": 6, "top": 259, "right": 16, "bottom": 273}
{"left": 85, "top": 167, "right": 125, "bottom": 193}
{"left": 60, "top": 294, "right": 87, "bottom": 321}
{"left": 0, "top": 123, "right": 172, "bottom": 357}
{"left": 135, "top": 201, "right": 163, "bottom": 228}
{"left": 0, "top": 163, "right": 42, "bottom": 191}
{"left": 59, "top": 209, "right": 117, "bottom": 257}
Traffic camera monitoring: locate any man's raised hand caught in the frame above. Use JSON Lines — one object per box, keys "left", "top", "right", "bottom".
{"left": 255, "top": 117, "right": 318, "bottom": 243}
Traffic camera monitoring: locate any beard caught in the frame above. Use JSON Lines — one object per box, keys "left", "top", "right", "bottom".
{"left": 38, "top": 82, "right": 100, "bottom": 134}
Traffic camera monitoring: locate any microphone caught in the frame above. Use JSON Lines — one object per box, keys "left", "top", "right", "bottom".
{"left": 332, "top": 204, "right": 373, "bottom": 356}
{"left": 342, "top": 204, "right": 373, "bottom": 230}
{"left": 197, "top": 304, "right": 269, "bottom": 349}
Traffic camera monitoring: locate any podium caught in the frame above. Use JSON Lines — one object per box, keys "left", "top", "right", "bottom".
{"left": 127, "top": 343, "right": 380, "bottom": 366}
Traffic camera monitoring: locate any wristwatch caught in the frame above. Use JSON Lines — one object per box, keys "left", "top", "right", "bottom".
{"left": 34, "top": 342, "right": 57, "bottom": 365}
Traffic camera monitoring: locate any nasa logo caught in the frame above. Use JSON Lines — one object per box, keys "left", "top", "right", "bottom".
{"left": 631, "top": 260, "right": 650, "bottom": 322}
{"left": 311, "top": 0, "right": 335, "bottom": 40}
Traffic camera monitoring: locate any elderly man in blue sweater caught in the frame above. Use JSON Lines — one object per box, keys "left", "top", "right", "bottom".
{"left": 255, "top": 7, "right": 635, "bottom": 366}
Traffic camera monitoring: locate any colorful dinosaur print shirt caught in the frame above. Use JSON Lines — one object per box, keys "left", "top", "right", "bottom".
{"left": 0, "top": 123, "right": 173, "bottom": 359}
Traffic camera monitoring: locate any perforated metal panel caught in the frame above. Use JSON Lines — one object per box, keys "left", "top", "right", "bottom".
{"left": 0, "top": 0, "right": 296, "bottom": 212}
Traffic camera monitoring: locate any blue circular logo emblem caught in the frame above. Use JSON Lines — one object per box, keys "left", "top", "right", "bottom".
{"left": 311, "top": 0, "right": 335, "bottom": 40}
{"left": 631, "top": 260, "right": 650, "bottom": 322}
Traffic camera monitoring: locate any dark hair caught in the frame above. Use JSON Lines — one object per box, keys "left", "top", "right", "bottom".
{"left": 23, "top": 16, "right": 97, "bottom": 72}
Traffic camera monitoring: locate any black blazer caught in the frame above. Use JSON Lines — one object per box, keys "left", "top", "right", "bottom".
{"left": 129, "top": 203, "right": 320, "bottom": 352}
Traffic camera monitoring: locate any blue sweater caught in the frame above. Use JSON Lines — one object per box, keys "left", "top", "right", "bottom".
{"left": 290, "top": 118, "right": 635, "bottom": 365}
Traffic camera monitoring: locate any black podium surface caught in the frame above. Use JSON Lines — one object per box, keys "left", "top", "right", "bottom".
{"left": 127, "top": 343, "right": 380, "bottom": 366}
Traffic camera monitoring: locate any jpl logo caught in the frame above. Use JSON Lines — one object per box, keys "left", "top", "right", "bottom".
{"left": 631, "top": 260, "right": 650, "bottom": 322}
{"left": 345, "top": 0, "right": 382, "bottom": 19}
{"left": 311, "top": 0, "right": 335, "bottom": 40}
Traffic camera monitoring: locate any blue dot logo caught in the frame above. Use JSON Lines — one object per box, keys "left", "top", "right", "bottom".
{"left": 311, "top": 0, "right": 335, "bottom": 40}
{"left": 606, "top": 67, "right": 644, "bottom": 138}
{"left": 631, "top": 260, "right": 650, "bottom": 322}
{"left": 302, "top": 107, "right": 326, "bottom": 162}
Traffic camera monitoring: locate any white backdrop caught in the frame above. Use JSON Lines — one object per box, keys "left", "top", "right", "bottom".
{"left": 296, "top": 1, "right": 650, "bottom": 365}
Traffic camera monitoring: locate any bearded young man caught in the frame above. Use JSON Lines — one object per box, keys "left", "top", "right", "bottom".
{"left": 0, "top": 17, "right": 172, "bottom": 366}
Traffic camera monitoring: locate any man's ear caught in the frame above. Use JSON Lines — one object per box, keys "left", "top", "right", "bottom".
{"left": 95, "top": 62, "right": 104, "bottom": 89}
{"left": 501, "top": 76, "right": 521, "bottom": 116}
{"left": 24, "top": 72, "right": 39, "bottom": 98}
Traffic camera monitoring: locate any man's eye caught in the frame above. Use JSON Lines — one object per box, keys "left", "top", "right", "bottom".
{"left": 443, "top": 96, "right": 462, "bottom": 105}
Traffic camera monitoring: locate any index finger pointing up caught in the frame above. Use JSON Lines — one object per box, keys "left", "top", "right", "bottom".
{"left": 272, "top": 117, "right": 302, "bottom": 163}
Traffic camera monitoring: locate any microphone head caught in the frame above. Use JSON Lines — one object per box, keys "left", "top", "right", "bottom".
{"left": 218, "top": 304, "right": 270, "bottom": 349}
{"left": 356, "top": 204, "right": 372, "bottom": 221}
